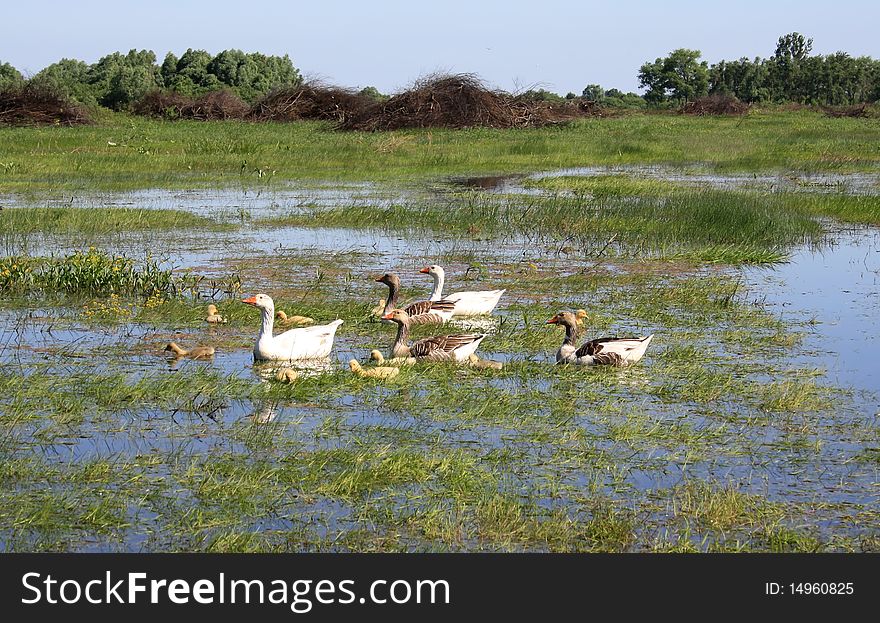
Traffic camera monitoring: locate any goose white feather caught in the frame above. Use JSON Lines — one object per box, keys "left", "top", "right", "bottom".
{"left": 547, "top": 311, "right": 653, "bottom": 366}
{"left": 421, "top": 264, "right": 505, "bottom": 316}
{"left": 242, "top": 294, "right": 342, "bottom": 361}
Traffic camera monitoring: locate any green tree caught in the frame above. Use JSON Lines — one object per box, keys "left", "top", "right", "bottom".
{"left": 639, "top": 49, "right": 709, "bottom": 105}
{"left": 87, "top": 50, "right": 162, "bottom": 109}
{"left": 709, "top": 57, "right": 770, "bottom": 103}
{"left": 358, "top": 86, "right": 386, "bottom": 101}
{"left": 603, "top": 88, "right": 647, "bottom": 109}
{"left": 581, "top": 84, "right": 604, "bottom": 101}
{"left": 0, "top": 62, "right": 23, "bottom": 90}
{"left": 206, "top": 50, "right": 301, "bottom": 101}
{"left": 162, "top": 48, "right": 219, "bottom": 95}
{"left": 31, "top": 58, "right": 95, "bottom": 103}
{"left": 768, "top": 32, "right": 814, "bottom": 102}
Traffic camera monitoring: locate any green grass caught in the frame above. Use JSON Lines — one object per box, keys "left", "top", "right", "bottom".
{"left": 523, "top": 174, "right": 683, "bottom": 197}
{"left": 0, "top": 251, "right": 872, "bottom": 553}
{"left": 0, "top": 248, "right": 198, "bottom": 297}
{"left": 1, "top": 109, "right": 879, "bottom": 193}
{"left": 0, "top": 109, "right": 877, "bottom": 552}
{"left": 259, "top": 189, "right": 821, "bottom": 264}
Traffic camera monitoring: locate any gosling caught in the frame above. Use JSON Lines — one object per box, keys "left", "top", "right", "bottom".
{"left": 275, "top": 368, "right": 299, "bottom": 384}
{"left": 164, "top": 342, "right": 215, "bottom": 360}
{"left": 205, "top": 304, "right": 227, "bottom": 324}
{"left": 467, "top": 353, "right": 503, "bottom": 370}
{"left": 369, "top": 349, "right": 416, "bottom": 366}
{"left": 275, "top": 310, "right": 315, "bottom": 326}
{"left": 349, "top": 359, "right": 399, "bottom": 380}
{"left": 576, "top": 309, "right": 588, "bottom": 326}
{"left": 371, "top": 298, "right": 387, "bottom": 317}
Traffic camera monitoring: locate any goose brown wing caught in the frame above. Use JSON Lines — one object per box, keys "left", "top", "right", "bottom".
{"left": 575, "top": 337, "right": 619, "bottom": 358}
{"left": 410, "top": 333, "right": 484, "bottom": 357}
{"left": 404, "top": 298, "right": 455, "bottom": 316}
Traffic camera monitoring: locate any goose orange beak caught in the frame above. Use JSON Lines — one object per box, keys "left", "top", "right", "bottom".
{"left": 241, "top": 296, "right": 257, "bottom": 305}
{"left": 374, "top": 276, "right": 384, "bottom": 282}
{"left": 419, "top": 267, "right": 430, "bottom": 274}
{"left": 381, "top": 312, "right": 394, "bottom": 320}
{"left": 546, "top": 315, "right": 559, "bottom": 324}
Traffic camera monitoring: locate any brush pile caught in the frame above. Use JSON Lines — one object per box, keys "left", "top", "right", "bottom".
{"left": 339, "top": 74, "right": 590, "bottom": 131}
{"left": 821, "top": 103, "right": 872, "bottom": 118}
{"left": 0, "top": 83, "right": 92, "bottom": 126}
{"left": 681, "top": 93, "right": 749, "bottom": 116}
{"left": 250, "top": 84, "right": 373, "bottom": 122}
{"left": 132, "top": 89, "right": 249, "bottom": 120}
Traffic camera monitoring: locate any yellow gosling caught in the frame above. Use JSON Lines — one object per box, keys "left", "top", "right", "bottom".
{"left": 576, "top": 309, "right": 588, "bottom": 326}
{"left": 205, "top": 304, "right": 226, "bottom": 324}
{"left": 467, "top": 353, "right": 503, "bottom": 370}
{"left": 349, "top": 359, "right": 399, "bottom": 380}
{"left": 275, "top": 368, "right": 299, "bottom": 384}
{"left": 275, "top": 310, "right": 315, "bottom": 326}
{"left": 369, "top": 349, "right": 416, "bottom": 366}
{"left": 164, "top": 342, "right": 215, "bottom": 360}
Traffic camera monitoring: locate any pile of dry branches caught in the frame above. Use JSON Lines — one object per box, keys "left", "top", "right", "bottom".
{"left": 821, "top": 103, "right": 872, "bottom": 118}
{"left": 681, "top": 93, "right": 749, "bottom": 116}
{"left": 339, "top": 74, "right": 589, "bottom": 131}
{"left": 0, "top": 84, "right": 91, "bottom": 126}
{"left": 132, "top": 89, "right": 249, "bottom": 120}
{"left": 249, "top": 84, "right": 373, "bottom": 122}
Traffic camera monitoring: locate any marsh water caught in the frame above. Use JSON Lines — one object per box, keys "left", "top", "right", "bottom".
{"left": 2, "top": 169, "right": 879, "bottom": 551}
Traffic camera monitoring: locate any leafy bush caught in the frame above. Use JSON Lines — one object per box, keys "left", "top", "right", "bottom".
{"left": 0, "top": 62, "right": 23, "bottom": 90}
{"left": 1, "top": 248, "right": 196, "bottom": 297}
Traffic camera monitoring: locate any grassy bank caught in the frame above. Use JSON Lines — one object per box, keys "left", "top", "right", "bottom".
{"left": 1, "top": 110, "right": 879, "bottom": 193}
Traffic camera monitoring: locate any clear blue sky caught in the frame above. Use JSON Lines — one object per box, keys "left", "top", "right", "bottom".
{"left": 2, "top": 0, "right": 877, "bottom": 95}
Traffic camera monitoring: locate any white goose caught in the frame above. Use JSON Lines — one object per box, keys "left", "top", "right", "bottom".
{"left": 421, "top": 264, "right": 505, "bottom": 316}
{"left": 382, "top": 309, "right": 487, "bottom": 362}
{"left": 547, "top": 311, "right": 653, "bottom": 366}
{"left": 242, "top": 294, "right": 342, "bottom": 361}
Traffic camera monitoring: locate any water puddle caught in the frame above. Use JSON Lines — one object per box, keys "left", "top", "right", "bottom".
{"left": 456, "top": 166, "right": 880, "bottom": 195}
{"left": 745, "top": 226, "right": 880, "bottom": 403}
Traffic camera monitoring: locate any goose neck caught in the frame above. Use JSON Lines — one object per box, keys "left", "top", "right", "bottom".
{"left": 429, "top": 271, "right": 444, "bottom": 301}
{"left": 392, "top": 320, "right": 411, "bottom": 357}
{"left": 383, "top": 281, "right": 400, "bottom": 315}
{"left": 259, "top": 306, "right": 275, "bottom": 338}
{"left": 563, "top": 322, "right": 578, "bottom": 347}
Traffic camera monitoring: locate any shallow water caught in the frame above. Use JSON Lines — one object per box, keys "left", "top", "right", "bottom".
{"left": 2, "top": 176, "right": 879, "bottom": 551}
{"left": 458, "top": 166, "right": 880, "bottom": 196}
{"left": 745, "top": 226, "right": 880, "bottom": 403}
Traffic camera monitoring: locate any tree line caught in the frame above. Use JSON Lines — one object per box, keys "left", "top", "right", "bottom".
{"left": 0, "top": 49, "right": 301, "bottom": 109}
{"left": 638, "top": 33, "right": 880, "bottom": 106}
{"left": 1, "top": 33, "right": 878, "bottom": 112}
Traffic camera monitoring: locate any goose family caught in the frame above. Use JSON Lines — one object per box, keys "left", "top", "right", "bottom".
{"left": 382, "top": 309, "right": 487, "bottom": 362}
{"left": 160, "top": 266, "right": 654, "bottom": 373}
{"left": 275, "top": 310, "right": 315, "bottom": 326}
{"left": 547, "top": 311, "right": 653, "bottom": 366}
{"left": 164, "top": 342, "right": 215, "bottom": 360}
{"left": 421, "top": 264, "right": 505, "bottom": 316}
{"left": 205, "top": 304, "right": 226, "bottom": 324}
{"left": 242, "top": 293, "right": 343, "bottom": 360}
{"left": 375, "top": 273, "right": 456, "bottom": 324}
{"left": 349, "top": 359, "right": 400, "bottom": 380}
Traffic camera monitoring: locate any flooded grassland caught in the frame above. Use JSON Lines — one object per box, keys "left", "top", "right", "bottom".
{"left": 1, "top": 137, "right": 879, "bottom": 551}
